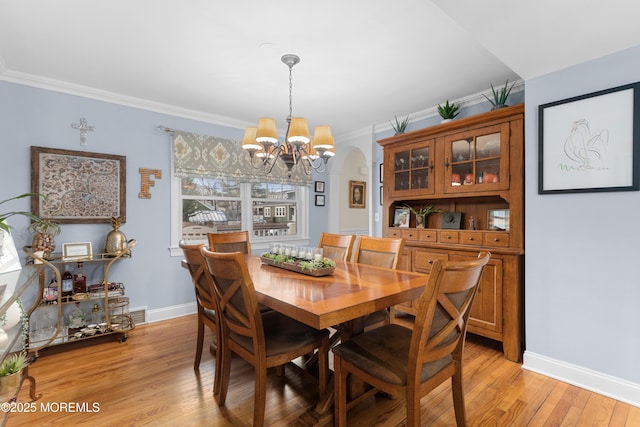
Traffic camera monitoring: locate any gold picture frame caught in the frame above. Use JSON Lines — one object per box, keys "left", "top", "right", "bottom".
{"left": 62, "top": 242, "right": 93, "bottom": 261}
{"left": 349, "top": 180, "right": 366, "bottom": 208}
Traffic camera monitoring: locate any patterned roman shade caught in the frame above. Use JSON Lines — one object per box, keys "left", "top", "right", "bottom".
{"left": 172, "top": 131, "right": 311, "bottom": 185}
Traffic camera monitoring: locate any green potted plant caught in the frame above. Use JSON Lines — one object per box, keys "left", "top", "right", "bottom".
{"left": 483, "top": 80, "right": 516, "bottom": 110}
{"left": 390, "top": 115, "right": 411, "bottom": 135}
{"left": 0, "top": 352, "right": 29, "bottom": 396}
{"left": 405, "top": 205, "right": 442, "bottom": 228}
{"left": 0, "top": 298, "right": 30, "bottom": 397}
{"left": 0, "top": 193, "right": 38, "bottom": 233}
{"left": 437, "top": 100, "right": 459, "bottom": 122}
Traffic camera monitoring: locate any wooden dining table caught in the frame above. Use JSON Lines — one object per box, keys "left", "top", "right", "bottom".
{"left": 246, "top": 255, "right": 430, "bottom": 426}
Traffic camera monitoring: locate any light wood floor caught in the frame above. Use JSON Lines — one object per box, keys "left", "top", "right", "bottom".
{"left": 11, "top": 314, "right": 640, "bottom": 426}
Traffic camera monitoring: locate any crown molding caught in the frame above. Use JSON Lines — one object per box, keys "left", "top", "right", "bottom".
{"left": 0, "top": 68, "right": 252, "bottom": 130}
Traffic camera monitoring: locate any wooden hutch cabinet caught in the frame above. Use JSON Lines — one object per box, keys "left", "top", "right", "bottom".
{"left": 378, "top": 104, "right": 524, "bottom": 362}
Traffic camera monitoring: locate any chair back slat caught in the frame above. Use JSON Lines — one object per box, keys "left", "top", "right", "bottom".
{"left": 179, "top": 241, "right": 216, "bottom": 312}
{"left": 353, "top": 236, "right": 404, "bottom": 270}
{"left": 318, "top": 232, "right": 356, "bottom": 262}
{"left": 410, "top": 252, "right": 490, "bottom": 368}
{"left": 200, "top": 249, "right": 266, "bottom": 355}
{"left": 208, "top": 231, "right": 252, "bottom": 255}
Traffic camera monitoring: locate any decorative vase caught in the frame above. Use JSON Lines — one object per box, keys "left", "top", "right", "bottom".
{"left": 0, "top": 229, "right": 22, "bottom": 304}
{"left": 1, "top": 302, "right": 22, "bottom": 330}
{"left": 31, "top": 232, "right": 55, "bottom": 258}
{"left": 441, "top": 118, "right": 453, "bottom": 124}
{"left": 104, "top": 217, "right": 127, "bottom": 255}
{"left": 0, "top": 329, "right": 7, "bottom": 349}
{"left": 0, "top": 370, "right": 23, "bottom": 398}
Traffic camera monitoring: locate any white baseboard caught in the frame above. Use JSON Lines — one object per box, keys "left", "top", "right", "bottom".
{"left": 523, "top": 351, "right": 640, "bottom": 408}
{"left": 146, "top": 302, "right": 197, "bottom": 323}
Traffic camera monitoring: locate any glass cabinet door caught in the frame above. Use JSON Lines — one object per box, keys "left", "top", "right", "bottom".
{"left": 391, "top": 140, "right": 435, "bottom": 195}
{"left": 443, "top": 123, "right": 509, "bottom": 193}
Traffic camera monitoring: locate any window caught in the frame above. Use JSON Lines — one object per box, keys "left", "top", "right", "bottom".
{"left": 251, "top": 183, "right": 297, "bottom": 237}
{"left": 172, "top": 176, "right": 308, "bottom": 253}
{"left": 169, "top": 130, "right": 310, "bottom": 255}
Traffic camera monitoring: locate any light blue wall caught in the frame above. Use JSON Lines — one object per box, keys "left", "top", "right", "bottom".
{"left": 0, "top": 81, "right": 330, "bottom": 315}
{"left": 524, "top": 45, "right": 640, "bottom": 385}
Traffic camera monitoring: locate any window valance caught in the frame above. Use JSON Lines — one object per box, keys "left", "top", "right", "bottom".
{"left": 172, "top": 130, "right": 311, "bottom": 185}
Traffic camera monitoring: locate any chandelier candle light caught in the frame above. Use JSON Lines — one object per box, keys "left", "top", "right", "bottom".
{"left": 242, "top": 54, "right": 335, "bottom": 176}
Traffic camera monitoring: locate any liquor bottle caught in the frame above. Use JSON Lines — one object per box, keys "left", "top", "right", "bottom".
{"left": 91, "top": 303, "right": 103, "bottom": 324}
{"left": 69, "top": 302, "right": 86, "bottom": 329}
{"left": 73, "top": 262, "right": 87, "bottom": 294}
{"left": 61, "top": 264, "right": 74, "bottom": 299}
{"left": 45, "top": 277, "right": 58, "bottom": 304}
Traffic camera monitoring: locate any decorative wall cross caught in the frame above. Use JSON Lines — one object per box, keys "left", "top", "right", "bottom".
{"left": 71, "top": 117, "right": 96, "bottom": 146}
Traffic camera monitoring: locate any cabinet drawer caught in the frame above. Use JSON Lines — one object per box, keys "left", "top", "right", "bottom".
{"left": 414, "top": 250, "right": 449, "bottom": 272}
{"left": 484, "top": 232, "right": 510, "bottom": 247}
{"left": 418, "top": 229, "right": 437, "bottom": 242}
{"left": 386, "top": 228, "right": 403, "bottom": 238}
{"left": 401, "top": 229, "right": 419, "bottom": 241}
{"left": 460, "top": 231, "right": 483, "bottom": 246}
{"left": 438, "top": 230, "right": 459, "bottom": 244}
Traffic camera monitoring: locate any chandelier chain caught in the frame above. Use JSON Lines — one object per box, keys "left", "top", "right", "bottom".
{"left": 288, "top": 62, "right": 294, "bottom": 122}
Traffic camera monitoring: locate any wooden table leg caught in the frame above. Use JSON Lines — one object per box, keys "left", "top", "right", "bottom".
{"left": 295, "top": 317, "right": 366, "bottom": 426}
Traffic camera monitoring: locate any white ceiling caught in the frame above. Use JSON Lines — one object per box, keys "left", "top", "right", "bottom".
{"left": 1, "top": 0, "right": 639, "bottom": 137}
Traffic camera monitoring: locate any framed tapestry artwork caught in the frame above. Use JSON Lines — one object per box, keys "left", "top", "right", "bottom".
{"left": 314, "top": 181, "right": 325, "bottom": 193}
{"left": 31, "top": 146, "right": 126, "bottom": 223}
{"left": 349, "top": 180, "right": 366, "bottom": 208}
{"left": 315, "top": 194, "right": 325, "bottom": 206}
{"left": 538, "top": 82, "right": 640, "bottom": 194}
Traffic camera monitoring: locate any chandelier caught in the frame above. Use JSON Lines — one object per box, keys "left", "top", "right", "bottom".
{"left": 241, "top": 54, "right": 335, "bottom": 176}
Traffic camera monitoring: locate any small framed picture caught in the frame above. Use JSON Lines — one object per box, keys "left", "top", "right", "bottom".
{"left": 349, "top": 180, "right": 366, "bottom": 208}
{"left": 314, "top": 181, "right": 325, "bottom": 193}
{"left": 487, "top": 209, "right": 510, "bottom": 231}
{"left": 315, "top": 194, "right": 325, "bottom": 206}
{"left": 379, "top": 186, "right": 383, "bottom": 206}
{"left": 379, "top": 163, "right": 384, "bottom": 183}
{"left": 441, "top": 212, "right": 462, "bottom": 229}
{"left": 62, "top": 242, "right": 93, "bottom": 261}
{"left": 393, "top": 207, "right": 410, "bottom": 228}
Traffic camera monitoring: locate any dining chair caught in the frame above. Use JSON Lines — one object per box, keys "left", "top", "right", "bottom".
{"left": 200, "top": 248, "right": 329, "bottom": 427}
{"left": 353, "top": 235, "right": 405, "bottom": 331}
{"left": 178, "top": 241, "right": 221, "bottom": 394}
{"left": 308, "top": 235, "right": 405, "bottom": 370}
{"left": 332, "top": 251, "right": 491, "bottom": 427}
{"left": 318, "top": 232, "right": 356, "bottom": 262}
{"left": 207, "top": 230, "right": 252, "bottom": 255}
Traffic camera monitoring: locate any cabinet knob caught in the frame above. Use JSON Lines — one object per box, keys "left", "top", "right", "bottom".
{"left": 428, "top": 259, "right": 433, "bottom": 264}
{"left": 468, "top": 237, "right": 474, "bottom": 241}
{"left": 446, "top": 235, "right": 451, "bottom": 239}
{"left": 494, "top": 238, "right": 500, "bottom": 242}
